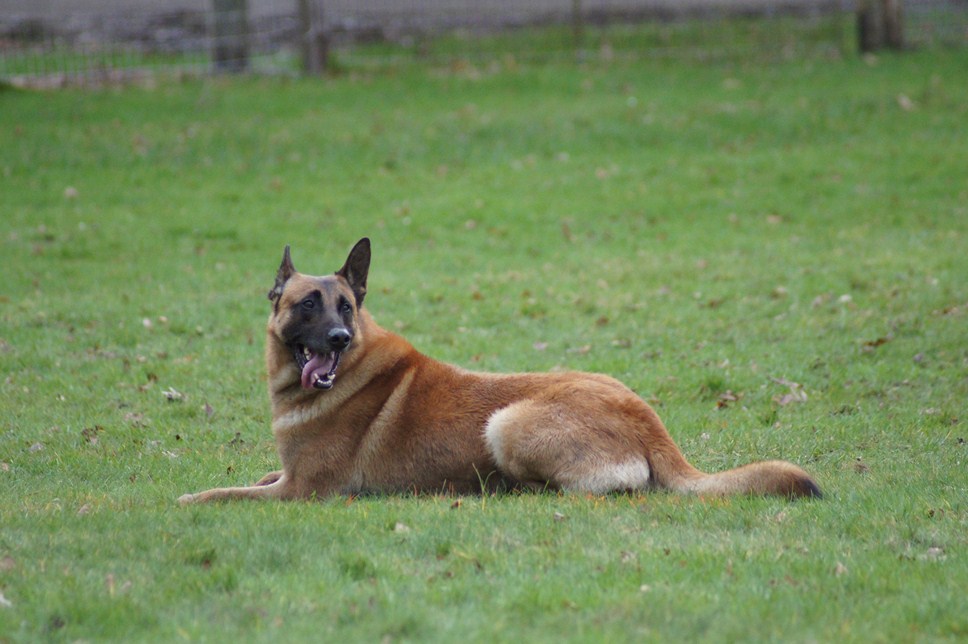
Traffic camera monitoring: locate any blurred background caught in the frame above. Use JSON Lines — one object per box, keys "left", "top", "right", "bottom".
{"left": 1, "top": 0, "right": 966, "bottom": 86}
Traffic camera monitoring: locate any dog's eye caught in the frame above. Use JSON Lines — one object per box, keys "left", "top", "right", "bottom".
{"left": 340, "top": 301, "right": 352, "bottom": 314}
{"left": 301, "top": 298, "right": 315, "bottom": 310}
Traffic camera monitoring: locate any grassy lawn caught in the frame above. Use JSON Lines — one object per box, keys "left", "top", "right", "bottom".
{"left": 1, "top": 42, "right": 966, "bottom": 641}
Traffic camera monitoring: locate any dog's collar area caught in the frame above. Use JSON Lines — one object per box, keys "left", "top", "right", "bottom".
{"left": 293, "top": 344, "right": 341, "bottom": 390}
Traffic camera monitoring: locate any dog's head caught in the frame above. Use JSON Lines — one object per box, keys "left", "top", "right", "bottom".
{"left": 267, "top": 238, "right": 370, "bottom": 390}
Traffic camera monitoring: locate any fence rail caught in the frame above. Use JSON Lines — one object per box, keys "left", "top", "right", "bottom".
{"left": 0, "top": 0, "right": 964, "bottom": 85}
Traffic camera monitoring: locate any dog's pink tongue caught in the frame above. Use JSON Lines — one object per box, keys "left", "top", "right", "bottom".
{"left": 301, "top": 353, "right": 335, "bottom": 389}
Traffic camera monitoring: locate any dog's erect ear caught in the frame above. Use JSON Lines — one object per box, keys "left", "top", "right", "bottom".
{"left": 336, "top": 238, "right": 371, "bottom": 306}
{"left": 268, "top": 245, "right": 296, "bottom": 303}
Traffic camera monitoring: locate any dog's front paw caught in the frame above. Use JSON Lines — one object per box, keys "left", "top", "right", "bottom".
{"left": 177, "top": 493, "right": 196, "bottom": 505}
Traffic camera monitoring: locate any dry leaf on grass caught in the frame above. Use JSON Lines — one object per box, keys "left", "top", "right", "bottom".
{"left": 771, "top": 377, "right": 807, "bottom": 406}
{"left": 124, "top": 412, "right": 147, "bottom": 427}
{"left": 105, "top": 573, "right": 132, "bottom": 597}
{"left": 81, "top": 425, "right": 103, "bottom": 444}
{"left": 863, "top": 335, "right": 893, "bottom": 352}
{"left": 716, "top": 390, "right": 740, "bottom": 409}
{"left": 922, "top": 547, "right": 945, "bottom": 561}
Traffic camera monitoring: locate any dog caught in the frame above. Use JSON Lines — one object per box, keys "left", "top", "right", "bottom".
{"left": 178, "top": 238, "right": 821, "bottom": 504}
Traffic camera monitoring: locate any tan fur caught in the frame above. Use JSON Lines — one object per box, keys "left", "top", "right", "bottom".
{"left": 179, "top": 240, "right": 821, "bottom": 504}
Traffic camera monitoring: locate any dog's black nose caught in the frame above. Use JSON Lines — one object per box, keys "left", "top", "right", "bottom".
{"left": 328, "top": 328, "right": 351, "bottom": 350}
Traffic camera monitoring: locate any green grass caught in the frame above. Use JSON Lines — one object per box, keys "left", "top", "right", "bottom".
{"left": 0, "top": 49, "right": 208, "bottom": 78}
{"left": 0, "top": 48, "right": 298, "bottom": 82}
{"left": 1, "top": 41, "right": 967, "bottom": 642}
{"left": 337, "top": 15, "right": 850, "bottom": 66}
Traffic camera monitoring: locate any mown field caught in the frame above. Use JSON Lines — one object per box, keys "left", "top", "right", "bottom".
{"left": 0, "top": 40, "right": 966, "bottom": 641}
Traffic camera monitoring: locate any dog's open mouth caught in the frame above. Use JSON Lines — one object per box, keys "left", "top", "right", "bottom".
{"left": 294, "top": 345, "right": 341, "bottom": 390}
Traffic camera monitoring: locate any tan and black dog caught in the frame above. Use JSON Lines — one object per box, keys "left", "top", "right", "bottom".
{"left": 178, "top": 238, "right": 821, "bottom": 504}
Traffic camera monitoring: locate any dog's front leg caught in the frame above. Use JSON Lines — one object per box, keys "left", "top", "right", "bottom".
{"left": 178, "top": 473, "right": 294, "bottom": 504}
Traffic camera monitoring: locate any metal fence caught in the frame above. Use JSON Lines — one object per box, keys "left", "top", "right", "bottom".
{"left": 0, "top": 0, "right": 964, "bottom": 86}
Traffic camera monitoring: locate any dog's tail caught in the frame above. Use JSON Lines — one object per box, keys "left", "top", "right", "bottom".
{"left": 648, "top": 442, "right": 822, "bottom": 499}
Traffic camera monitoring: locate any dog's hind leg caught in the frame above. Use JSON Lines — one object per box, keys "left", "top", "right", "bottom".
{"left": 487, "top": 376, "right": 821, "bottom": 499}
{"left": 484, "top": 399, "right": 652, "bottom": 494}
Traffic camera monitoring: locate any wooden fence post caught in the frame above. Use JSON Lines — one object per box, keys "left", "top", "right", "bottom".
{"left": 212, "top": 0, "right": 249, "bottom": 72}
{"left": 857, "top": 0, "right": 879, "bottom": 53}
{"left": 572, "top": 0, "right": 585, "bottom": 57}
{"left": 857, "top": 0, "right": 904, "bottom": 53}
{"left": 882, "top": 0, "right": 904, "bottom": 49}
{"left": 298, "top": 0, "right": 329, "bottom": 74}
